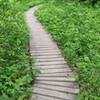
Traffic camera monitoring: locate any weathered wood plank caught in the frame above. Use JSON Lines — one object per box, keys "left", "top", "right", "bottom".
{"left": 33, "top": 87, "right": 76, "bottom": 100}
{"left": 32, "top": 54, "right": 63, "bottom": 59}
{"left": 39, "top": 68, "right": 72, "bottom": 74}
{"left": 35, "top": 81, "right": 79, "bottom": 88}
{"left": 31, "top": 47, "right": 60, "bottom": 51}
{"left": 36, "top": 58, "right": 65, "bottom": 62}
{"left": 30, "top": 50, "right": 60, "bottom": 53}
{"left": 31, "top": 94, "right": 62, "bottom": 100}
{"left": 36, "top": 64, "right": 69, "bottom": 69}
{"left": 37, "top": 72, "right": 73, "bottom": 77}
{"left": 33, "top": 52, "right": 61, "bottom": 56}
{"left": 36, "top": 77, "right": 76, "bottom": 82}
{"left": 35, "top": 61, "right": 66, "bottom": 66}
{"left": 34, "top": 84, "right": 79, "bottom": 94}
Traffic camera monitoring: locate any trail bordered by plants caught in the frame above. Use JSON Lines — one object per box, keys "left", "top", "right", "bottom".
{"left": 25, "top": 6, "right": 79, "bottom": 100}
{"left": 36, "top": 1, "right": 100, "bottom": 99}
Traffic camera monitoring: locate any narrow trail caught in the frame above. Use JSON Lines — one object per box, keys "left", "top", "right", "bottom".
{"left": 25, "top": 6, "right": 79, "bottom": 100}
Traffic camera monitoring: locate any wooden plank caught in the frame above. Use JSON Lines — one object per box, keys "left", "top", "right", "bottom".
{"left": 32, "top": 46, "right": 58, "bottom": 49}
{"left": 35, "top": 81, "right": 79, "bottom": 88}
{"left": 33, "top": 52, "right": 61, "bottom": 56}
{"left": 36, "top": 77, "right": 76, "bottom": 82}
{"left": 36, "top": 58, "right": 65, "bottom": 62}
{"left": 35, "top": 61, "right": 66, "bottom": 66}
{"left": 33, "top": 54, "right": 62, "bottom": 57}
{"left": 32, "top": 51, "right": 61, "bottom": 54}
{"left": 34, "top": 84, "right": 79, "bottom": 94}
{"left": 30, "top": 49, "right": 60, "bottom": 53}
{"left": 36, "top": 64, "right": 69, "bottom": 69}
{"left": 31, "top": 44, "right": 57, "bottom": 48}
{"left": 39, "top": 66, "right": 70, "bottom": 70}
{"left": 39, "top": 68, "right": 72, "bottom": 74}
{"left": 31, "top": 49, "right": 60, "bottom": 52}
{"left": 32, "top": 55, "right": 63, "bottom": 59}
{"left": 37, "top": 72, "right": 73, "bottom": 77}
{"left": 33, "top": 87, "right": 76, "bottom": 100}
{"left": 31, "top": 47, "right": 59, "bottom": 51}
{"left": 30, "top": 94, "right": 62, "bottom": 100}
{"left": 33, "top": 54, "right": 61, "bottom": 58}
{"left": 32, "top": 46, "right": 58, "bottom": 50}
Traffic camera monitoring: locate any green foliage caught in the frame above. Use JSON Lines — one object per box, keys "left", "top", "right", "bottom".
{"left": 79, "top": 0, "right": 99, "bottom": 7}
{"left": 0, "top": 0, "right": 40, "bottom": 99}
{"left": 36, "top": 1, "right": 100, "bottom": 99}
{"left": 18, "top": 0, "right": 46, "bottom": 11}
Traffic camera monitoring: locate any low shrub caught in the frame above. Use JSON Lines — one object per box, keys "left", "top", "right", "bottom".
{"left": 0, "top": 0, "right": 40, "bottom": 99}
{"left": 36, "top": 1, "right": 100, "bottom": 99}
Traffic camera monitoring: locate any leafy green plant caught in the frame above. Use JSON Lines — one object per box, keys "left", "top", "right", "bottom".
{"left": 36, "top": 1, "right": 100, "bottom": 99}
{"left": 79, "top": 0, "right": 99, "bottom": 7}
{"left": 0, "top": 0, "right": 41, "bottom": 99}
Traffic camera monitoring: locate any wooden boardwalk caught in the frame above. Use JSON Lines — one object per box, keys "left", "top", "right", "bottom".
{"left": 25, "top": 6, "right": 79, "bottom": 100}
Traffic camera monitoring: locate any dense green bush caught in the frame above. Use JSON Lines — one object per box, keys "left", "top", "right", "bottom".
{"left": 79, "top": 0, "right": 99, "bottom": 6}
{"left": 36, "top": 1, "right": 100, "bottom": 99}
{"left": 53, "top": 0, "right": 100, "bottom": 6}
{"left": 0, "top": 0, "right": 40, "bottom": 99}
{"left": 18, "top": 0, "right": 46, "bottom": 11}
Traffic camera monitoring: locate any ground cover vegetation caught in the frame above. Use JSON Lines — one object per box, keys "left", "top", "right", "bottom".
{"left": 79, "top": 0, "right": 99, "bottom": 7}
{"left": 36, "top": 0, "right": 100, "bottom": 99}
{"left": 0, "top": 0, "right": 45, "bottom": 99}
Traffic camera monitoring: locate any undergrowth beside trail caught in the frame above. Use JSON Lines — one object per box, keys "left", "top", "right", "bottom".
{"left": 36, "top": 1, "right": 100, "bottom": 99}
{"left": 0, "top": 0, "right": 46, "bottom": 99}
